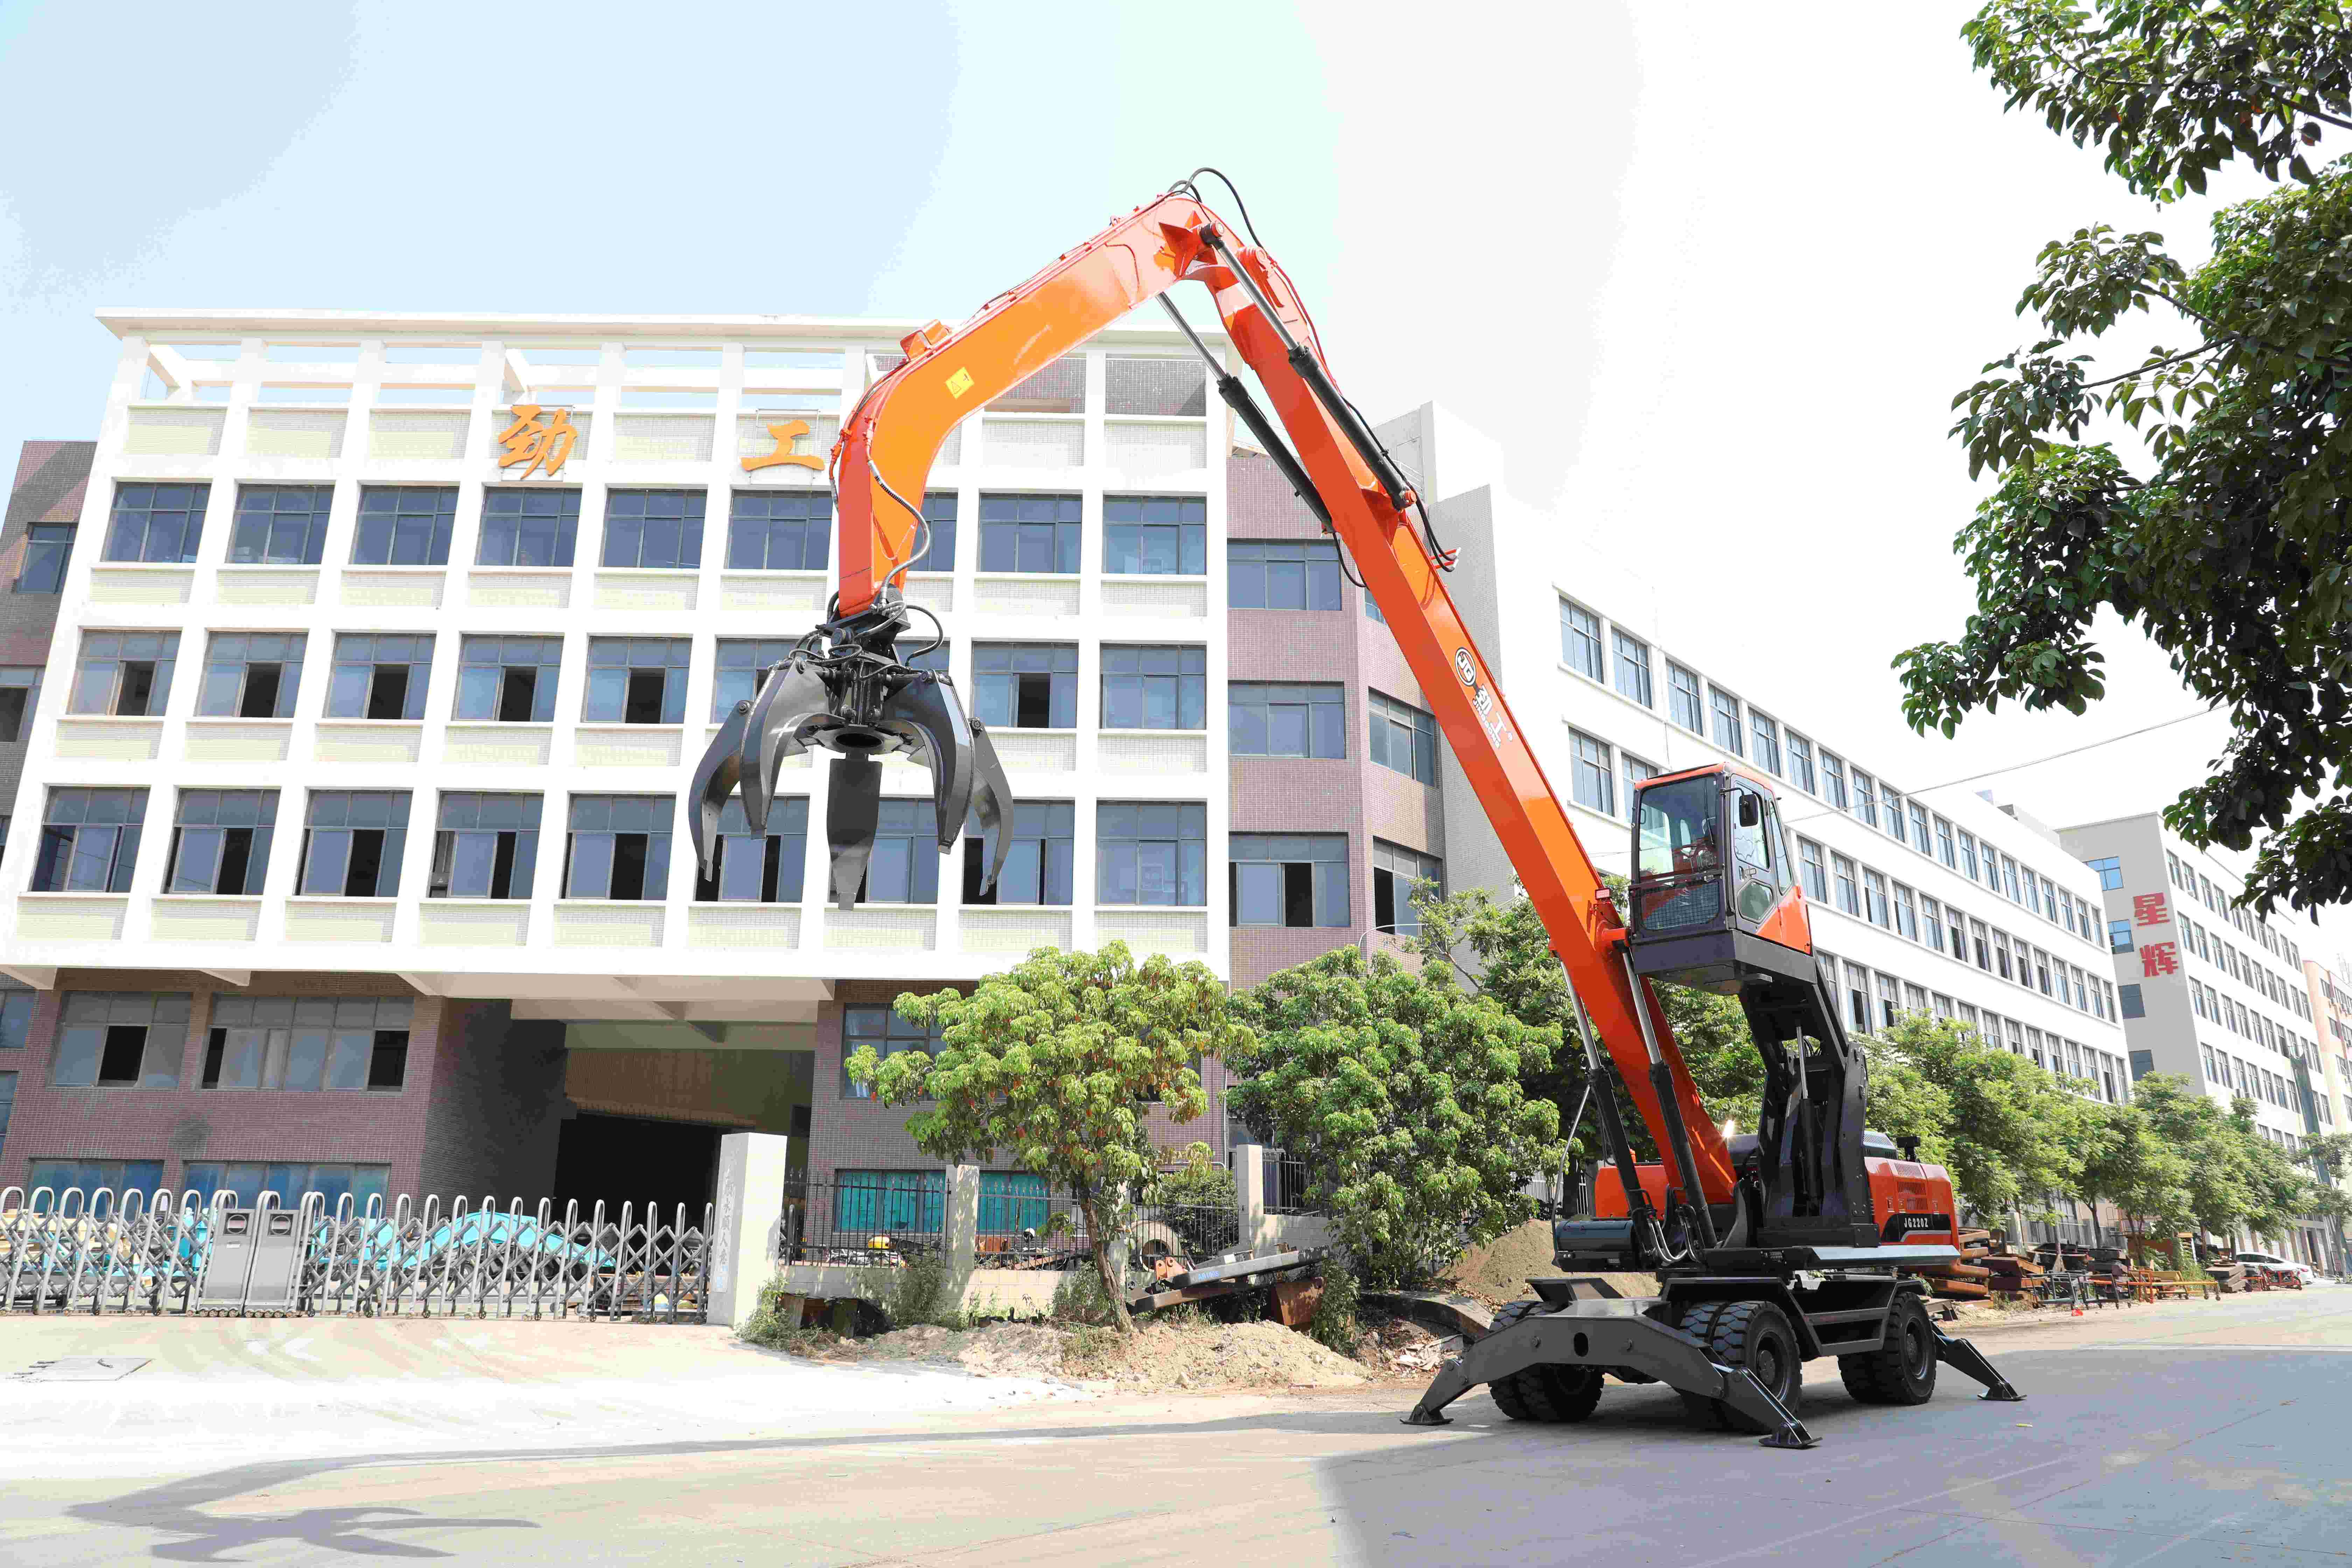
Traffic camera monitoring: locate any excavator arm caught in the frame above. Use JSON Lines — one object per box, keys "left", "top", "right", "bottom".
{"left": 690, "top": 183, "right": 1731, "bottom": 1218}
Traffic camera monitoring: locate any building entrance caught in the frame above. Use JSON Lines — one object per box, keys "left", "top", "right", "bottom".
{"left": 551, "top": 1113, "right": 722, "bottom": 1217}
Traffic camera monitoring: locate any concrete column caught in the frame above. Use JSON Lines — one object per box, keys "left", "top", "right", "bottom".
{"left": 708, "top": 1132, "right": 792, "bottom": 1328}
{"left": 1234, "top": 1144, "right": 1266, "bottom": 1252}
{"left": 944, "top": 1163, "right": 980, "bottom": 1301}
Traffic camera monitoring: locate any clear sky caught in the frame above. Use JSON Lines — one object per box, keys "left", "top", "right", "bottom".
{"left": 2, "top": 1, "right": 2341, "bottom": 959}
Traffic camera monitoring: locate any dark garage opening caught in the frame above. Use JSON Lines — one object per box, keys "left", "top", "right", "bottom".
{"left": 551, "top": 1113, "right": 723, "bottom": 1219}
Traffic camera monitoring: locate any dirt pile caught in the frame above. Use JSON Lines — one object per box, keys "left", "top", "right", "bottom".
{"left": 1440, "top": 1219, "right": 1656, "bottom": 1306}
{"left": 1350, "top": 1312, "right": 1459, "bottom": 1381}
{"left": 758, "top": 1317, "right": 1368, "bottom": 1391}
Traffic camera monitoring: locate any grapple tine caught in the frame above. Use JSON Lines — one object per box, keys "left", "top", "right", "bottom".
{"left": 880, "top": 672, "right": 973, "bottom": 852}
{"left": 690, "top": 700, "right": 751, "bottom": 879}
{"left": 968, "top": 718, "right": 1015, "bottom": 897}
{"left": 740, "top": 657, "right": 831, "bottom": 834}
{"left": 826, "top": 754, "right": 883, "bottom": 910}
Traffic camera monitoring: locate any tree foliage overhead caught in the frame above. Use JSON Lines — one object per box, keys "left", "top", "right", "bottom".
{"left": 1899, "top": 1, "right": 2352, "bottom": 913}
{"left": 1227, "top": 946, "right": 1562, "bottom": 1290}
{"left": 846, "top": 942, "right": 1252, "bottom": 1332}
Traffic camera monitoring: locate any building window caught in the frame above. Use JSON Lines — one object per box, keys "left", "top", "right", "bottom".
{"left": 1372, "top": 839, "right": 1443, "bottom": 935}
{"left": 456, "top": 635, "right": 563, "bottom": 722}
{"left": 180, "top": 1161, "right": 389, "bottom": 1211}
{"left": 1749, "top": 713, "right": 1782, "bottom": 776}
{"left": 24, "top": 1158, "right": 165, "bottom": 1197}
{"left": 2002, "top": 855, "right": 2023, "bottom": 903}
{"left": 1958, "top": 831, "right": 1980, "bottom": 880}
{"left": 1853, "top": 770, "right": 1878, "bottom": 828}
{"left": 1607, "top": 630, "right": 1653, "bottom": 706}
{"left": 69, "top": 630, "right": 178, "bottom": 716}
{"left": 1921, "top": 894, "right": 1945, "bottom": 952}
{"left": 1909, "top": 802, "right": 1931, "bottom": 855}
{"left": 1667, "top": 664, "right": 1702, "bottom": 732}
{"left": 726, "top": 491, "right": 831, "bottom": 571}
{"left": 1230, "top": 681, "right": 1342, "bottom": 757}
{"left": 1786, "top": 734, "right": 1816, "bottom": 794}
{"left": 911, "top": 492, "right": 957, "bottom": 571}
{"left": 1623, "top": 756, "right": 1658, "bottom": 821}
{"left": 1102, "top": 646, "right": 1206, "bottom": 732}
{"left": 1368, "top": 691, "right": 1438, "bottom": 783}
{"left": 583, "top": 637, "right": 690, "bottom": 725}
{"left": 327, "top": 633, "right": 432, "bottom": 720}
{"left": 852, "top": 799, "right": 943, "bottom": 905}
{"left": 1935, "top": 817, "right": 1956, "bottom": 868}
{"left": 1833, "top": 854, "right": 1860, "bottom": 916}
{"left": 1864, "top": 869, "right": 1891, "bottom": 927}
{"left": 15, "top": 523, "right": 74, "bottom": 593}
{"left": 711, "top": 639, "right": 797, "bottom": 719}
{"left": 840, "top": 1009, "right": 949, "bottom": 1100}
{"left": 963, "top": 800, "right": 1073, "bottom": 906}
{"left": 2035, "top": 949, "right": 2053, "bottom": 995}
{"left": 1946, "top": 904, "right": 1966, "bottom": 958}
{"left": 1230, "top": 833, "right": 1349, "bottom": 928}
{"left": 1893, "top": 883, "right": 1919, "bottom": 941}
{"left": 1098, "top": 801, "right": 1206, "bottom": 906}
{"left": 2086, "top": 855, "right": 2123, "bottom": 891}
{"left": 1993, "top": 930, "right": 2015, "bottom": 981}
{"left": 32, "top": 786, "right": 146, "bottom": 892}
{"left": 1709, "top": 688, "right": 1743, "bottom": 755}
{"left": 1560, "top": 601, "right": 1603, "bottom": 679}
{"left": 230, "top": 484, "right": 332, "bottom": 565}
{"left": 967, "top": 643, "right": 1076, "bottom": 730}
{"left": 50, "top": 992, "right": 189, "bottom": 1088}
{"left": 0, "top": 985, "right": 31, "bottom": 1051}
{"left": 1104, "top": 496, "right": 1206, "bottom": 575}
{"left": 2119, "top": 982, "right": 2146, "bottom": 1020}
{"left": 1822, "top": 753, "right": 1849, "bottom": 810}
{"left": 602, "top": 489, "right": 705, "bottom": 569}
{"left": 1228, "top": 540, "right": 1340, "bottom": 609}
{"left": 0, "top": 666, "right": 42, "bottom": 742}
{"left": 1882, "top": 786, "right": 1905, "bottom": 838}
{"left": 1844, "top": 962, "right": 1871, "bottom": 1032}
{"left": 0, "top": 1070, "right": 12, "bottom": 1156}
{"left": 1570, "top": 729, "right": 1615, "bottom": 816}
{"left": 167, "top": 790, "right": 276, "bottom": 895}
{"left": 1877, "top": 974, "right": 1900, "bottom": 1031}
{"left": 202, "top": 996, "right": 412, "bottom": 1093}
{"left": 1798, "top": 838, "right": 1828, "bottom": 901}
{"left": 104, "top": 482, "right": 208, "bottom": 564}
{"left": 477, "top": 489, "right": 580, "bottom": 567}
{"left": 300, "top": 791, "right": 410, "bottom": 897}
{"left": 353, "top": 486, "right": 458, "bottom": 566}
{"left": 432, "top": 792, "right": 543, "bottom": 899}
{"left": 1970, "top": 918, "right": 1991, "bottom": 969}
{"left": 563, "top": 795, "right": 673, "bottom": 901}
{"left": 2109, "top": 919, "right": 2134, "bottom": 953}
{"left": 689, "top": 795, "right": 807, "bottom": 904}
{"left": 196, "top": 632, "right": 304, "bottom": 719}
{"left": 978, "top": 494, "right": 1081, "bottom": 573}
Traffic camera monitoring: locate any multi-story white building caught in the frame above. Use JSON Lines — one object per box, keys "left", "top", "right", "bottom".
{"left": 2062, "top": 812, "right": 2335, "bottom": 1265}
{"left": 1380, "top": 406, "right": 2134, "bottom": 1239}
{"left": 2300, "top": 957, "right": 2351, "bottom": 1272}
{"left": 0, "top": 308, "right": 1273, "bottom": 1210}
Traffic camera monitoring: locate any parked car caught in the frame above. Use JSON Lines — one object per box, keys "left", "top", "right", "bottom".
{"left": 2231, "top": 1250, "right": 2323, "bottom": 1284}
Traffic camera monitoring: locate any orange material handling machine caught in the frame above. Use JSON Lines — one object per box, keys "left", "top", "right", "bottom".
{"left": 687, "top": 170, "right": 2021, "bottom": 1449}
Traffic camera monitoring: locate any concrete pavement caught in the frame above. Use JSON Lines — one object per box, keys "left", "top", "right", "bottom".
{"left": 3, "top": 1289, "right": 2347, "bottom": 1564}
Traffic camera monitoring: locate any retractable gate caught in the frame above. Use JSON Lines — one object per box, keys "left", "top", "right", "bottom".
{"left": 0, "top": 1186, "right": 712, "bottom": 1320}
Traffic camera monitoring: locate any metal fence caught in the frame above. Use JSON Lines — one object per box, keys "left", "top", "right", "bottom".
{"left": 1262, "top": 1151, "right": 1315, "bottom": 1215}
{"left": 782, "top": 1176, "right": 946, "bottom": 1266}
{"left": 779, "top": 1175, "right": 1243, "bottom": 1274}
{"left": 0, "top": 1186, "right": 710, "bottom": 1321}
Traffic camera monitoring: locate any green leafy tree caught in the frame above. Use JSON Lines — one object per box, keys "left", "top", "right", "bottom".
{"left": 2130, "top": 1073, "right": 2261, "bottom": 1238}
{"left": 1899, "top": 2, "right": 2352, "bottom": 913}
{"left": 1873, "top": 1014, "right": 2091, "bottom": 1221}
{"left": 1409, "top": 883, "right": 1764, "bottom": 1154}
{"left": 847, "top": 943, "right": 1252, "bottom": 1333}
{"left": 1228, "top": 946, "right": 1562, "bottom": 1289}
{"left": 1857, "top": 1028, "right": 1958, "bottom": 1162}
{"left": 2073, "top": 1095, "right": 2196, "bottom": 1239}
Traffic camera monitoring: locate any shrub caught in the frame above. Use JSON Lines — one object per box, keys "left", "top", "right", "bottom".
{"left": 1050, "top": 1263, "right": 1122, "bottom": 1327}
{"left": 1307, "top": 1258, "right": 1361, "bottom": 1357}
{"left": 860, "top": 1251, "right": 965, "bottom": 1331}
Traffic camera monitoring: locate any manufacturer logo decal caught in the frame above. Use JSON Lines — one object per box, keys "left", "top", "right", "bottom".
{"left": 1453, "top": 646, "right": 1507, "bottom": 746}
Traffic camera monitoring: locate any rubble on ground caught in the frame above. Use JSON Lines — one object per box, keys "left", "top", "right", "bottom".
{"left": 750, "top": 1316, "right": 1368, "bottom": 1391}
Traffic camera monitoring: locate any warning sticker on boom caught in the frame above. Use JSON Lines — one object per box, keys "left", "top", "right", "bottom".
{"left": 945, "top": 368, "right": 974, "bottom": 399}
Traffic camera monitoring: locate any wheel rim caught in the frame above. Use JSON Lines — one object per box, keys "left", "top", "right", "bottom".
{"left": 1753, "top": 1336, "right": 1786, "bottom": 1397}
{"left": 1904, "top": 1317, "right": 1933, "bottom": 1380}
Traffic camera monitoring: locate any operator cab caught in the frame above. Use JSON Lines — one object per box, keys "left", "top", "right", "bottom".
{"left": 1626, "top": 764, "right": 1814, "bottom": 994}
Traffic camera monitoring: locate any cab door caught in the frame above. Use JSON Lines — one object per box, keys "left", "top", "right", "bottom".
{"left": 1729, "top": 783, "right": 1783, "bottom": 930}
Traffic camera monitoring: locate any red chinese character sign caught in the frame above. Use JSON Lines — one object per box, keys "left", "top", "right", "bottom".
{"left": 2140, "top": 941, "right": 2179, "bottom": 978}
{"left": 2132, "top": 892, "right": 2170, "bottom": 927}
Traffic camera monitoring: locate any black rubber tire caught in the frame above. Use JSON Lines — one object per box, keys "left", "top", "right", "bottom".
{"left": 1677, "top": 1297, "right": 1804, "bottom": 1434}
{"left": 1479, "top": 1299, "right": 1606, "bottom": 1423}
{"left": 1839, "top": 1291, "right": 1938, "bottom": 1406}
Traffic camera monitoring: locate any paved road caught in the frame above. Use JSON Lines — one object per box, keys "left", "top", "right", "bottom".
{"left": 4, "top": 1290, "right": 2347, "bottom": 1565}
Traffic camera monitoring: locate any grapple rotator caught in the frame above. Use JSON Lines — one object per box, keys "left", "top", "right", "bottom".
{"left": 690, "top": 590, "right": 1013, "bottom": 908}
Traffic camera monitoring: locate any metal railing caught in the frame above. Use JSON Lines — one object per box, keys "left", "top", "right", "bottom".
{"left": 0, "top": 1186, "right": 710, "bottom": 1320}
{"left": 1262, "top": 1151, "right": 1315, "bottom": 1216}
{"left": 781, "top": 1176, "right": 946, "bottom": 1266}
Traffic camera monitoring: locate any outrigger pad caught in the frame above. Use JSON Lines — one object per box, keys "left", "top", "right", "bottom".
{"left": 827, "top": 753, "right": 883, "bottom": 910}
{"left": 1933, "top": 1328, "right": 2025, "bottom": 1402}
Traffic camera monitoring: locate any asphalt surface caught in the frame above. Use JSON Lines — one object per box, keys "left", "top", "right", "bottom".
{"left": 3, "top": 1288, "right": 2347, "bottom": 1565}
